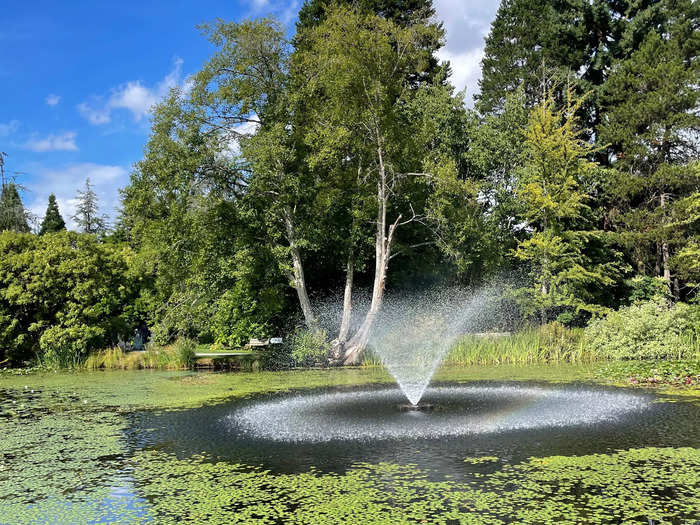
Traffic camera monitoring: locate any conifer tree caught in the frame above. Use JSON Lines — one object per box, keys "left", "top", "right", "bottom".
{"left": 72, "top": 178, "right": 107, "bottom": 234}
{"left": 39, "top": 194, "right": 66, "bottom": 235}
{"left": 0, "top": 182, "right": 31, "bottom": 233}
{"left": 514, "top": 87, "right": 624, "bottom": 322}
{"left": 600, "top": 25, "right": 699, "bottom": 296}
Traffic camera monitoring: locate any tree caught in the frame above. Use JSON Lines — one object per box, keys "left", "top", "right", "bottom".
{"left": 476, "top": 0, "right": 696, "bottom": 140}
{"left": 298, "top": 0, "right": 436, "bottom": 28}
{"left": 513, "top": 87, "right": 625, "bottom": 322}
{"left": 120, "top": 88, "right": 284, "bottom": 346}
{"left": 0, "top": 182, "right": 30, "bottom": 233}
{"left": 72, "top": 178, "right": 107, "bottom": 234}
{"left": 39, "top": 194, "right": 66, "bottom": 235}
{"left": 477, "top": 0, "right": 588, "bottom": 114}
{"left": 0, "top": 231, "right": 136, "bottom": 366}
{"left": 295, "top": 6, "right": 447, "bottom": 362}
{"left": 600, "top": 22, "right": 699, "bottom": 297}
{"left": 296, "top": 0, "right": 443, "bottom": 86}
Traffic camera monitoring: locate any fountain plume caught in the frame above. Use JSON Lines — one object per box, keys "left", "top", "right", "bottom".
{"left": 368, "top": 285, "right": 508, "bottom": 405}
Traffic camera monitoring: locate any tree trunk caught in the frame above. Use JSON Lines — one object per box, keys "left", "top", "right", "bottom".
{"left": 660, "top": 192, "right": 672, "bottom": 287}
{"left": 341, "top": 142, "right": 398, "bottom": 365}
{"left": 337, "top": 256, "right": 354, "bottom": 343}
{"left": 329, "top": 255, "right": 354, "bottom": 362}
{"left": 283, "top": 213, "right": 318, "bottom": 332}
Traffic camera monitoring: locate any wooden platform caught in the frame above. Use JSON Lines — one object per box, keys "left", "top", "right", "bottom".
{"left": 194, "top": 351, "right": 258, "bottom": 358}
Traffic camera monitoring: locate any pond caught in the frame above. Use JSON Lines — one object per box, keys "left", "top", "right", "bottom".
{"left": 1, "top": 368, "right": 699, "bottom": 524}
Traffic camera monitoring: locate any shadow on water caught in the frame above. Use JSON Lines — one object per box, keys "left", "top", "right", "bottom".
{"left": 123, "top": 381, "right": 700, "bottom": 482}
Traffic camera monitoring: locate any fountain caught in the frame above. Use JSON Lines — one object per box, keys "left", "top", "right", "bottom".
{"left": 367, "top": 286, "right": 507, "bottom": 406}
{"left": 226, "top": 285, "right": 651, "bottom": 445}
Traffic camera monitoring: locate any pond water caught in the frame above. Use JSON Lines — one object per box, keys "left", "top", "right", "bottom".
{"left": 125, "top": 381, "right": 699, "bottom": 481}
{"left": 2, "top": 373, "right": 699, "bottom": 524}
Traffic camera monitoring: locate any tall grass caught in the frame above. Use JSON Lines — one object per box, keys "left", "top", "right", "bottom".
{"left": 445, "top": 324, "right": 591, "bottom": 366}
{"left": 360, "top": 323, "right": 592, "bottom": 367}
{"left": 84, "top": 338, "right": 196, "bottom": 370}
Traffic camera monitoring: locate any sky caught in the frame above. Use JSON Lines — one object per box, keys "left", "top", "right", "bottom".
{"left": 0, "top": 0, "right": 500, "bottom": 230}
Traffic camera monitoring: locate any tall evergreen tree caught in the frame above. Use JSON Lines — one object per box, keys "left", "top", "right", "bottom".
{"left": 476, "top": 0, "right": 694, "bottom": 135}
{"left": 39, "top": 194, "right": 66, "bottom": 235}
{"left": 600, "top": 21, "right": 700, "bottom": 295}
{"left": 513, "top": 88, "right": 625, "bottom": 322}
{"left": 72, "top": 178, "right": 107, "bottom": 234}
{"left": 298, "top": 0, "right": 435, "bottom": 28}
{"left": 0, "top": 182, "right": 30, "bottom": 233}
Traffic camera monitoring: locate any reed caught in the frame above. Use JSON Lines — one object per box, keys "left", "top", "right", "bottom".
{"left": 444, "top": 324, "right": 592, "bottom": 366}
{"left": 83, "top": 338, "right": 196, "bottom": 370}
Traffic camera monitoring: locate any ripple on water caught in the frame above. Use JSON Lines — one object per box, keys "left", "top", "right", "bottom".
{"left": 229, "top": 385, "right": 652, "bottom": 442}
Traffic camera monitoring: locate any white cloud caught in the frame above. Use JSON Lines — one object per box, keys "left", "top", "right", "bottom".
{"left": 248, "top": 0, "right": 301, "bottom": 27}
{"left": 24, "top": 131, "right": 78, "bottom": 152}
{"left": 434, "top": 0, "right": 501, "bottom": 106}
{"left": 437, "top": 47, "right": 485, "bottom": 105}
{"left": 26, "top": 163, "right": 128, "bottom": 230}
{"left": 78, "top": 57, "right": 184, "bottom": 125}
{"left": 221, "top": 119, "right": 261, "bottom": 159}
{"left": 0, "top": 120, "right": 19, "bottom": 137}
{"left": 45, "top": 94, "right": 61, "bottom": 106}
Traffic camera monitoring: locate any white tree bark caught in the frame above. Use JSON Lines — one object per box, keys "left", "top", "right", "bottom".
{"left": 283, "top": 212, "right": 318, "bottom": 332}
{"left": 341, "top": 141, "right": 401, "bottom": 364}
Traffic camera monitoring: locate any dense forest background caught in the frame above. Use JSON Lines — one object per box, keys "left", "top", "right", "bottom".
{"left": 1, "top": 0, "right": 698, "bottom": 366}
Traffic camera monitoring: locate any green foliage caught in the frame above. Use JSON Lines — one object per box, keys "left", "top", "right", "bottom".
{"left": 0, "top": 231, "right": 137, "bottom": 365}
{"left": 585, "top": 299, "right": 700, "bottom": 360}
{"left": 0, "top": 182, "right": 30, "bottom": 233}
{"left": 38, "top": 194, "right": 66, "bottom": 235}
{"left": 626, "top": 276, "right": 672, "bottom": 304}
{"left": 595, "top": 359, "right": 700, "bottom": 386}
{"left": 172, "top": 337, "right": 197, "bottom": 368}
{"left": 39, "top": 324, "right": 105, "bottom": 368}
{"left": 446, "top": 324, "right": 589, "bottom": 366}
{"left": 601, "top": 21, "right": 700, "bottom": 291}
{"left": 512, "top": 88, "right": 626, "bottom": 320}
{"left": 120, "top": 81, "right": 288, "bottom": 346}
{"left": 289, "top": 327, "right": 329, "bottom": 367}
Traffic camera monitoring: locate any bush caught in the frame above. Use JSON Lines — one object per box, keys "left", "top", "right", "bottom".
{"left": 172, "top": 337, "right": 197, "bottom": 368}
{"left": 289, "top": 328, "right": 329, "bottom": 367}
{"left": 585, "top": 299, "right": 700, "bottom": 360}
{"left": 0, "top": 231, "right": 138, "bottom": 366}
{"left": 39, "top": 324, "right": 105, "bottom": 368}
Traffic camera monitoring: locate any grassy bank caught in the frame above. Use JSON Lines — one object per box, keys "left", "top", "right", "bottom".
{"left": 82, "top": 338, "right": 197, "bottom": 371}
{"left": 444, "top": 325, "right": 590, "bottom": 366}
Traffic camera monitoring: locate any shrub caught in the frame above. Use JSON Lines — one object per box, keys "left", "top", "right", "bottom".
{"left": 39, "top": 324, "right": 105, "bottom": 368}
{"left": 626, "top": 276, "right": 671, "bottom": 304}
{"left": 0, "top": 231, "right": 138, "bottom": 366}
{"left": 585, "top": 298, "right": 700, "bottom": 360}
{"left": 289, "top": 328, "right": 329, "bottom": 367}
{"left": 172, "top": 337, "right": 197, "bottom": 368}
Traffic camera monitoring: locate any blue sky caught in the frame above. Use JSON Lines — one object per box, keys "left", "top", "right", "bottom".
{"left": 1, "top": 0, "right": 499, "bottom": 230}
